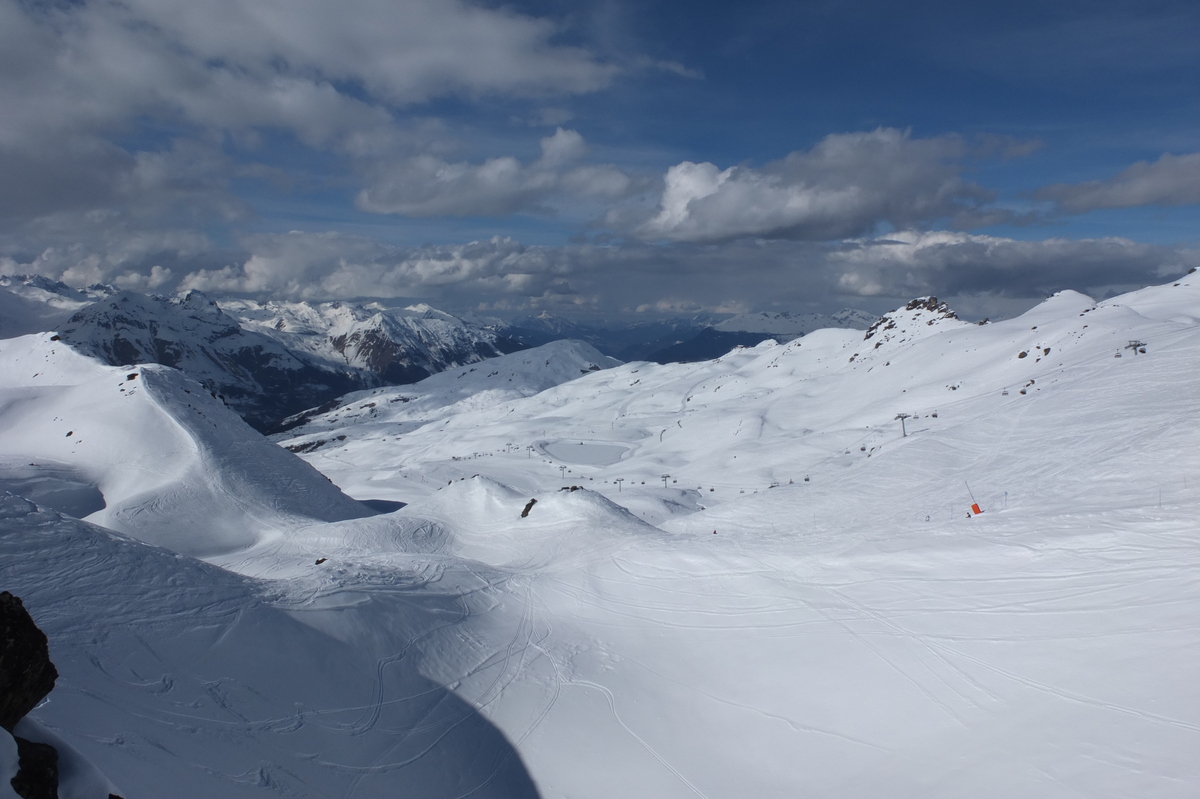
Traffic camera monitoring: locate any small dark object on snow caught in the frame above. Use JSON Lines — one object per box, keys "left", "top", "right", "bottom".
{"left": 126, "top": 373, "right": 137, "bottom": 381}
{"left": 0, "top": 592, "right": 58, "bottom": 731}
{"left": 521, "top": 498, "right": 537, "bottom": 518}
{"left": 1018, "top": 351, "right": 1028, "bottom": 359}
{"left": 559, "top": 486, "right": 581, "bottom": 492}
{"left": 315, "top": 558, "right": 327, "bottom": 565}
{"left": 48, "top": 336, "right": 60, "bottom": 342}
{"left": 64, "top": 431, "right": 72, "bottom": 437}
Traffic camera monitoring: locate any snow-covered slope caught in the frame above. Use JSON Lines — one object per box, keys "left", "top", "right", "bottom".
{"left": 6, "top": 273, "right": 1200, "bottom": 798}
{"left": 274, "top": 276, "right": 1200, "bottom": 797}
{"left": 0, "top": 333, "right": 372, "bottom": 555}
{"left": 277, "top": 339, "right": 619, "bottom": 445}
{"left": 0, "top": 496, "right": 538, "bottom": 798}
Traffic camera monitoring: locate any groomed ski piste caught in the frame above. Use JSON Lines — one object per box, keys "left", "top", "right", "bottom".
{"left": 2, "top": 274, "right": 1199, "bottom": 797}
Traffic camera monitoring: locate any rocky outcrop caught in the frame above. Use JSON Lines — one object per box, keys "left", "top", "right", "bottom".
{"left": 9, "top": 739, "right": 56, "bottom": 799}
{"left": 0, "top": 592, "right": 59, "bottom": 799}
{"left": 0, "top": 592, "right": 57, "bottom": 732}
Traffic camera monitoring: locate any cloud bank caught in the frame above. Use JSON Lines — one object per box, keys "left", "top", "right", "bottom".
{"left": 7, "top": 227, "right": 1187, "bottom": 320}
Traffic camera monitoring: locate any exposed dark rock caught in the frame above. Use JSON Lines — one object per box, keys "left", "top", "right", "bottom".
{"left": 520, "top": 498, "right": 537, "bottom": 518}
{"left": 864, "top": 297, "right": 958, "bottom": 341}
{"left": 0, "top": 592, "right": 57, "bottom": 732}
{"left": 10, "top": 737, "right": 57, "bottom": 799}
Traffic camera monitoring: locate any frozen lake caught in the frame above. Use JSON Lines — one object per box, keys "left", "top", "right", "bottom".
{"left": 542, "top": 440, "right": 629, "bottom": 466}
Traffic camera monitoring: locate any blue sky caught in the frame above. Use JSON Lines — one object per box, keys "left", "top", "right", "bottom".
{"left": 1, "top": 0, "right": 1198, "bottom": 318}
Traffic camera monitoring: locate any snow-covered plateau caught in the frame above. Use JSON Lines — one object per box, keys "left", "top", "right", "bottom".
{"left": 2, "top": 273, "right": 1199, "bottom": 797}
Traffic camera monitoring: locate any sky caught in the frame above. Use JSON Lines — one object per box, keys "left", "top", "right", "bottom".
{"left": 2, "top": 0, "right": 1199, "bottom": 319}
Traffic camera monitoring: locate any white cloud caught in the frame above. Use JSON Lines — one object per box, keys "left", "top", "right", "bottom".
{"left": 178, "top": 233, "right": 563, "bottom": 300}
{"left": 0, "top": 0, "right": 621, "bottom": 227}
{"left": 1, "top": 0, "right": 615, "bottom": 145}
{"left": 1037, "top": 152, "right": 1200, "bottom": 212}
{"left": 638, "top": 128, "right": 994, "bottom": 243}
{"left": 356, "top": 129, "right": 640, "bottom": 216}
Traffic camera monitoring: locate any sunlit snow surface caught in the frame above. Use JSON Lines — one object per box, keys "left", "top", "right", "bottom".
{"left": 4, "top": 278, "right": 1200, "bottom": 796}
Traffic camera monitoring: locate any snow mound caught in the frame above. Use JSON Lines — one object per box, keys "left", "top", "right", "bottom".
{"left": 405, "top": 476, "right": 657, "bottom": 567}
{"left": 0, "top": 334, "right": 372, "bottom": 557}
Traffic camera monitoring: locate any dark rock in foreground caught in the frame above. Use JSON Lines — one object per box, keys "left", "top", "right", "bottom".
{"left": 10, "top": 737, "right": 57, "bottom": 799}
{"left": 0, "top": 592, "right": 57, "bottom": 732}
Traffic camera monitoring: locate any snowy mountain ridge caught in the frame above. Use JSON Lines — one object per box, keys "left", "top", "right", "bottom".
{"left": 223, "top": 297, "right": 519, "bottom": 386}
{"left": 0, "top": 275, "right": 525, "bottom": 430}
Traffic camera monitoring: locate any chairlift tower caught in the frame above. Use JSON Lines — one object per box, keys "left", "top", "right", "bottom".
{"left": 1125, "top": 340, "right": 1147, "bottom": 355}
{"left": 895, "top": 412, "right": 912, "bottom": 437}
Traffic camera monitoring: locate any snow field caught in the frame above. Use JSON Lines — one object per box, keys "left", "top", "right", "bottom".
{"left": 0, "top": 495, "right": 540, "bottom": 798}
{"left": 3, "top": 275, "right": 1199, "bottom": 797}
{"left": 273, "top": 278, "right": 1200, "bottom": 796}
